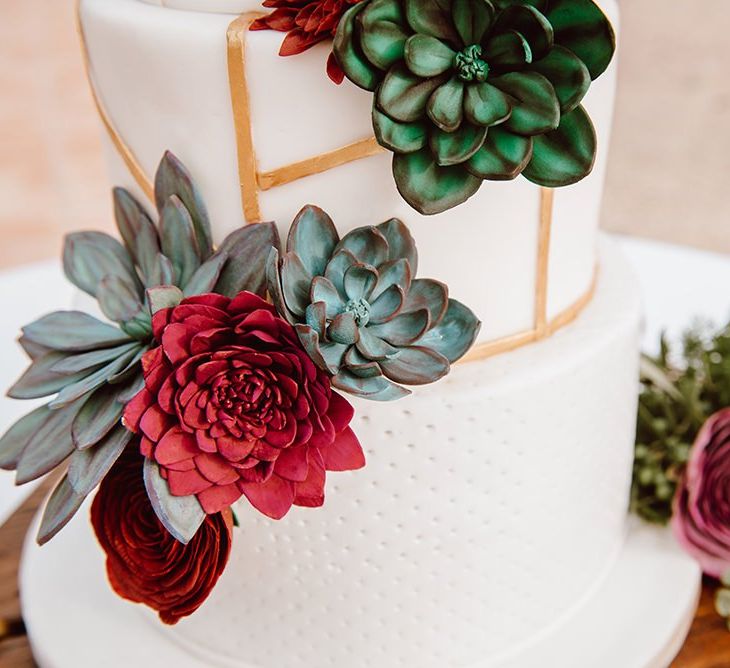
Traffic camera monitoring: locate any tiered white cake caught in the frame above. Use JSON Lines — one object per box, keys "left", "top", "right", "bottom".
{"left": 77, "top": 0, "right": 640, "bottom": 666}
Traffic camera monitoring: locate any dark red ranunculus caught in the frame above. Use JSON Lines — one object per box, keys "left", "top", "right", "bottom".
{"left": 91, "top": 447, "right": 233, "bottom": 625}
{"left": 251, "top": 0, "right": 363, "bottom": 83}
{"left": 123, "top": 292, "right": 365, "bottom": 519}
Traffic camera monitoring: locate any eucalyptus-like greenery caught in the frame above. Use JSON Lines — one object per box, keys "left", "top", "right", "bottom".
{"left": 267, "top": 205, "right": 481, "bottom": 401}
{"left": 633, "top": 324, "right": 730, "bottom": 524}
{"left": 0, "top": 152, "right": 279, "bottom": 544}
{"left": 334, "top": 0, "right": 615, "bottom": 214}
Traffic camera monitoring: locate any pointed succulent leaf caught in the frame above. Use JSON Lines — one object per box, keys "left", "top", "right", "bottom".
{"left": 332, "top": 369, "right": 411, "bottom": 401}
{"left": 154, "top": 151, "right": 213, "bottom": 259}
{"left": 336, "top": 226, "right": 390, "bottom": 269}
{"left": 72, "top": 382, "right": 128, "bottom": 450}
{"left": 403, "top": 278, "right": 449, "bottom": 324}
{"left": 22, "top": 311, "right": 133, "bottom": 352}
{"left": 107, "top": 346, "right": 146, "bottom": 384}
{"left": 305, "top": 302, "right": 328, "bottom": 337}
{"left": 484, "top": 30, "right": 532, "bottom": 69}
{"left": 67, "top": 425, "right": 133, "bottom": 496}
{"left": 430, "top": 122, "right": 488, "bottom": 166}
{"left": 404, "top": 35, "right": 456, "bottom": 78}
{"left": 452, "top": 0, "right": 494, "bottom": 45}
{"left": 369, "top": 284, "right": 405, "bottom": 324}
{"left": 147, "top": 285, "right": 184, "bottom": 316}
{"left": 63, "top": 231, "right": 141, "bottom": 299}
{"left": 360, "top": 0, "right": 409, "bottom": 71}
{"left": 380, "top": 346, "right": 450, "bottom": 385}
{"left": 404, "top": 0, "right": 460, "bottom": 43}
{"left": 215, "top": 221, "right": 281, "bottom": 298}
{"left": 491, "top": 71, "right": 560, "bottom": 136}
{"left": 159, "top": 194, "right": 202, "bottom": 287}
{"left": 345, "top": 347, "right": 384, "bottom": 378}
{"left": 48, "top": 347, "right": 140, "bottom": 409}
{"left": 544, "top": 0, "right": 615, "bottom": 79}
{"left": 18, "top": 337, "right": 51, "bottom": 361}
{"left": 324, "top": 249, "right": 360, "bottom": 296}
{"left": 344, "top": 264, "right": 378, "bottom": 301}
{"left": 378, "top": 65, "right": 449, "bottom": 123}
{"left": 416, "top": 298, "right": 481, "bottom": 362}
{"left": 522, "top": 104, "right": 596, "bottom": 187}
{"left": 377, "top": 220, "right": 418, "bottom": 272}
{"left": 329, "top": 312, "right": 360, "bottom": 346}
{"left": 493, "top": 4, "right": 554, "bottom": 60}
{"left": 286, "top": 207, "right": 339, "bottom": 278}
{"left": 427, "top": 77, "right": 465, "bottom": 133}
{"left": 356, "top": 327, "right": 399, "bottom": 360}
{"left": 467, "top": 126, "right": 534, "bottom": 179}
{"left": 266, "top": 248, "right": 296, "bottom": 324}
{"left": 373, "top": 106, "right": 428, "bottom": 155}
{"left": 183, "top": 251, "right": 229, "bottom": 297}
{"left": 532, "top": 44, "right": 590, "bottom": 114}
{"left": 464, "top": 82, "right": 512, "bottom": 127}
{"left": 393, "top": 149, "right": 482, "bottom": 215}
{"left": 36, "top": 475, "right": 86, "bottom": 545}
{"left": 144, "top": 457, "right": 206, "bottom": 544}
{"left": 97, "top": 275, "right": 145, "bottom": 325}
{"left": 284, "top": 253, "right": 318, "bottom": 317}
{"left": 0, "top": 404, "right": 53, "bottom": 471}
{"left": 295, "top": 325, "right": 341, "bottom": 374}
{"left": 311, "top": 276, "right": 344, "bottom": 319}
{"left": 371, "top": 259, "right": 412, "bottom": 303}
{"left": 7, "top": 351, "right": 98, "bottom": 400}
{"left": 15, "top": 399, "right": 83, "bottom": 485}
{"left": 113, "top": 187, "right": 160, "bottom": 282}
{"left": 117, "top": 373, "right": 146, "bottom": 404}
{"left": 50, "top": 341, "right": 139, "bottom": 375}
{"left": 369, "top": 309, "right": 430, "bottom": 346}
{"left": 333, "top": 3, "right": 382, "bottom": 92}
{"left": 148, "top": 253, "right": 175, "bottom": 288}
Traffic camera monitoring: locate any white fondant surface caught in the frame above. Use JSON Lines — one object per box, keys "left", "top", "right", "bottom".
{"left": 122, "top": 238, "right": 639, "bottom": 668}
{"left": 80, "top": 0, "right": 620, "bottom": 343}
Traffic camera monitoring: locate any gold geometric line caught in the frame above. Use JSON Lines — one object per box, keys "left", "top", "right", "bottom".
{"left": 534, "top": 187, "right": 554, "bottom": 337}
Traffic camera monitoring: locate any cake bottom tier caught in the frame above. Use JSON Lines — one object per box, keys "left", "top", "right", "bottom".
{"left": 160, "top": 238, "right": 642, "bottom": 668}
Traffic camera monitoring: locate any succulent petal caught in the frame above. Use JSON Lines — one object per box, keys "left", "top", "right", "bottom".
{"left": 467, "top": 126, "right": 534, "bottom": 180}
{"left": 332, "top": 369, "right": 411, "bottom": 401}
{"left": 378, "top": 64, "right": 449, "bottom": 123}
{"left": 344, "top": 264, "right": 379, "bottom": 301}
{"left": 531, "top": 44, "right": 591, "bottom": 114}
{"left": 492, "top": 5, "right": 554, "bottom": 61}
{"left": 402, "top": 278, "right": 448, "bottom": 325}
{"left": 491, "top": 71, "right": 560, "bottom": 136}
{"left": 286, "top": 205, "right": 340, "bottom": 278}
{"left": 370, "top": 258, "right": 411, "bottom": 302}
{"left": 373, "top": 106, "right": 429, "bottom": 154}
{"left": 427, "top": 77, "right": 465, "bottom": 133}
{"left": 311, "top": 276, "right": 345, "bottom": 319}
{"left": 356, "top": 327, "right": 399, "bottom": 360}
{"left": 360, "top": 0, "right": 409, "bottom": 71}
{"left": 452, "top": 0, "right": 495, "bottom": 45}
{"left": 283, "top": 252, "right": 316, "bottom": 317}
{"left": 380, "top": 346, "right": 450, "bottom": 385}
{"left": 483, "top": 30, "right": 532, "bottom": 69}
{"left": 328, "top": 312, "right": 361, "bottom": 345}
{"left": 368, "top": 309, "right": 430, "bottom": 346}
{"left": 464, "top": 82, "right": 512, "bottom": 127}
{"left": 404, "top": 34, "right": 456, "bottom": 78}
{"left": 376, "top": 218, "right": 418, "bottom": 272}
{"left": 335, "top": 226, "right": 390, "bottom": 268}
{"left": 404, "top": 0, "right": 460, "bottom": 43}
{"left": 369, "top": 284, "right": 405, "bottom": 324}
{"left": 333, "top": 3, "right": 382, "bottom": 91}
{"left": 344, "top": 347, "right": 387, "bottom": 378}
{"left": 429, "top": 122, "right": 488, "bottom": 166}
{"left": 305, "top": 302, "right": 328, "bottom": 337}
{"left": 415, "top": 298, "right": 481, "bottom": 362}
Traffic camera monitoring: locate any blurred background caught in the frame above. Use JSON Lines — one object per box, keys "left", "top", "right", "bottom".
{"left": 0, "top": 0, "right": 729, "bottom": 265}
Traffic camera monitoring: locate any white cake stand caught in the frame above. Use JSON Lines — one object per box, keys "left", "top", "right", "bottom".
{"left": 13, "top": 235, "right": 730, "bottom": 667}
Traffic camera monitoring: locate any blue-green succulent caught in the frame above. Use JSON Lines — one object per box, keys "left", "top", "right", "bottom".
{"left": 267, "top": 205, "right": 481, "bottom": 401}
{"left": 0, "top": 152, "right": 279, "bottom": 544}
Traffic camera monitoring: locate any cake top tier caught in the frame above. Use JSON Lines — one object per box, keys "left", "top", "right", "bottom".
{"left": 138, "top": 0, "right": 257, "bottom": 12}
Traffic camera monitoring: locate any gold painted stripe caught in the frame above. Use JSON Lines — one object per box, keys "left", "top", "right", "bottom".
{"left": 75, "top": 0, "right": 154, "bottom": 201}
{"left": 258, "top": 137, "right": 385, "bottom": 191}
{"left": 458, "top": 264, "right": 598, "bottom": 365}
{"left": 534, "top": 187, "right": 554, "bottom": 337}
{"left": 227, "top": 13, "right": 265, "bottom": 223}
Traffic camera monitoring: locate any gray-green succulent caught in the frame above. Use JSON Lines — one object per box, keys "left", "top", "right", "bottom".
{"left": 267, "top": 205, "right": 481, "bottom": 401}
{"left": 0, "top": 151, "right": 279, "bottom": 544}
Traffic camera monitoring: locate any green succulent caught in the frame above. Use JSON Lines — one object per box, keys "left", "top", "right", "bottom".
{"left": 333, "top": 0, "right": 615, "bottom": 214}
{"left": 267, "top": 205, "right": 481, "bottom": 401}
{"left": 0, "top": 151, "right": 279, "bottom": 544}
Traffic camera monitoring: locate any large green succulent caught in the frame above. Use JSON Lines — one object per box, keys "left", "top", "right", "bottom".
{"left": 333, "top": 0, "right": 615, "bottom": 214}
{"left": 267, "top": 205, "right": 481, "bottom": 401}
{"left": 0, "top": 152, "right": 278, "bottom": 544}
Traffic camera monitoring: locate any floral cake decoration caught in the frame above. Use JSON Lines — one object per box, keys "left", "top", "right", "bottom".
{"left": 252, "top": 0, "right": 616, "bottom": 214}
{"left": 0, "top": 153, "right": 479, "bottom": 623}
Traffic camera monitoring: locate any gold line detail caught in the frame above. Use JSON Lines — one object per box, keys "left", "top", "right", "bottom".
{"left": 458, "top": 264, "right": 599, "bottom": 365}
{"left": 227, "top": 13, "right": 265, "bottom": 223}
{"left": 534, "top": 187, "right": 554, "bottom": 337}
{"left": 76, "top": 0, "right": 154, "bottom": 201}
{"left": 258, "top": 137, "right": 385, "bottom": 191}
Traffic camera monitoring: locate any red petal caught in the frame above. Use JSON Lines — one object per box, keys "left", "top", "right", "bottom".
{"left": 218, "top": 436, "right": 255, "bottom": 462}
{"left": 197, "top": 483, "right": 242, "bottom": 514}
{"left": 195, "top": 453, "right": 239, "bottom": 484}
{"left": 293, "top": 449, "right": 325, "bottom": 507}
{"left": 180, "top": 293, "right": 230, "bottom": 310}
{"left": 327, "top": 53, "right": 345, "bottom": 84}
{"left": 140, "top": 435, "right": 154, "bottom": 458}
{"left": 240, "top": 475, "right": 295, "bottom": 520}
{"left": 155, "top": 427, "right": 200, "bottom": 466}
{"left": 152, "top": 308, "right": 173, "bottom": 340}
{"left": 274, "top": 445, "right": 309, "bottom": 482}
{"left": 323, "top": 427, "right": 365, "bottom": 471}
{"left": 123, "top": 388, "right": 153, "bottom": 432}
{"left": 228, "top": 292, "right": 272, "bottom": 315}
{"left": 162, "top": 323, "right": 194, "bottom": 364}
{"left": 140, "top": 405, "right": 172, "bottom": 442}
{"left": 328, "top": 391, "right": 354, "bottom": 432}
{"left": 195, "top": 430, "right": 218, "bottom": 453}
{"left": 166, "top": 468, "right": 211, "bottom": 496}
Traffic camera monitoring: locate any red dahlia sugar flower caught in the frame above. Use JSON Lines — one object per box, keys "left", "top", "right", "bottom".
{"left": 91, "top": 448, "right": 233, "bottom": 625}
{"left": 250, "top": 0, "right": 362, "bottom": 83}
{"left": 123, "top": 292, "right": 365, "bottom": 520}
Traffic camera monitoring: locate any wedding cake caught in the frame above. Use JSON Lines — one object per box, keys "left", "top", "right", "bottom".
{"left": 6, "top": 0, "right": 644, "bottom": 666}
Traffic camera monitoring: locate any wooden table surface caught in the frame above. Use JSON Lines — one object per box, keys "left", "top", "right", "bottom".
{"left": 0, "top": 487, "right": 727, "bottom": 667}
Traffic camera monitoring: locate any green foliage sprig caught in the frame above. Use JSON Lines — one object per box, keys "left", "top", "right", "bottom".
{"left": 632, "top": 321, "right": 730, "bottom": 524}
